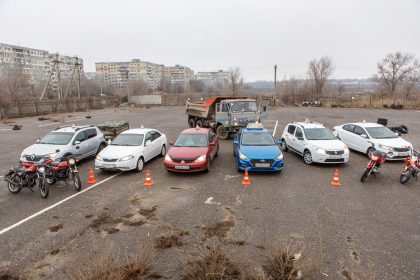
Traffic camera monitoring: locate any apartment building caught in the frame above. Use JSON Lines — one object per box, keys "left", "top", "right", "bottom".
{"left": 163, "top": 64, "right": 194, "bottom": 88}
{"left": 195, "top": 70, "right": 229, "bottom": 86}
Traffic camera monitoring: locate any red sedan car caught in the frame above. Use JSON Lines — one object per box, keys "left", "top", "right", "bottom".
{"left": 164, "top": 127, "right": 219, "bottom": 172}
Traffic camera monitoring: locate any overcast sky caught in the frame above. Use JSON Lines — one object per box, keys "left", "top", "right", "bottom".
{"left": 1, "top": 0, "right": 419, "bottom": 81}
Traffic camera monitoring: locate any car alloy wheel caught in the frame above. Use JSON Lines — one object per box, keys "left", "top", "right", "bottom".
{"left": 136, "top": 157, "right": 144, "bottom": 172}
{"left": 160, "top": 145, "right": 166, "bottom": 157}
{"left": 303, "top": 150, "right": 313, "bottom": 165}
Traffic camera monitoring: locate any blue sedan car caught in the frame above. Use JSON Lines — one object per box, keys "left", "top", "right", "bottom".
{"left": 233, "top": 126, "right": 284, "bottom": 172}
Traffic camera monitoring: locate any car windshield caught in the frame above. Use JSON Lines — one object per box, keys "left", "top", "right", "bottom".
{"left": 175, "top": 134, "right": 208, "bottom": 147}
{"left": 304, "top": 128, "right": 336, "bottom": 140}
{"left": 231, "top": 101, "right": 257, "bottom": 113}
{"left": 365, "top": 127, "right": 398, "bottom": 139}
{"left": 111, "top": 134, "right": 144, "bottom": 146}
{"left": 241, "top": 132, "right": 275, "bottom": 146}
{"left": 39, "top": 132, "right": 74, "bottom": 145}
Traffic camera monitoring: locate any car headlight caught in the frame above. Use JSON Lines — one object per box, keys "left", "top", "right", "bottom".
{"left": 239, "top": 151, "right": 249, "bottom": 160}
{"left": 119, "top": 155, "right": 134, "bottom": 162}
{"left": 165, "top": 154, "right": 173, "bottom": 162}
{"left": 344, "top": 147, "right": 350, "bottom": 154}
{"left": 378, "top": 144, "right": 393, "bottom": 152}
{"left": 69, "top": 158, "right": 76, "bottom": 165}
{"left": 49, "top": 153, "right": 58, "bottom": 159}
{"left": 38, "top": 166, "right": 45, "bottom": 173}
{"left": 276, "top": 153, "right": 283, "bottom": 160}
{"left": 194, "top": 155, "right": 207, "bottom": 163}
{"left": 314, "top": 146, "right": 326, "bottom": 155}
{"left": 96, "top": 154, "right": 103, "bottom": 161}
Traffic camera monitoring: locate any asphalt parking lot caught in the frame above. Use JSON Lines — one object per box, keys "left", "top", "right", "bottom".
{"left": 0, "top": 106, "right": 419, "bottom": 279}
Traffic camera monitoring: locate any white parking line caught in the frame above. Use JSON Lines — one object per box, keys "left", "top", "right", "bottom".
{"left": 0, "top": 172, "right": 121, "bottom": 236}
{"left": 273, "top": 120, "right": 279, "bottom": 137}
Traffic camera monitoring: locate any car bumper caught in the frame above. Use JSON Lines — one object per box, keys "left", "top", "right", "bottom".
{"left": 312, "top": 153, "right": 349, "bottom": 163}
{"left": 164, "top": 160, "right": 209, "bottom": 173}
{"left": 377, "top": 149, "right": 410, "bottom": 160}
{"left": 95, "top": 159, "right": 137, "bottom": 171}
{"left": 237, "top": 158, "right": 284, "bottom": 172}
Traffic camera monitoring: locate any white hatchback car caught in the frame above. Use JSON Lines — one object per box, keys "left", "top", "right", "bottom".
{"left": 333, "top": 122, "right": 412, "bottom": 160}
{"left": 95, "top": 128, "right": 167, "bottom": 172}
{"left": 281, "top": 122, "right": 349, "bottom": 164}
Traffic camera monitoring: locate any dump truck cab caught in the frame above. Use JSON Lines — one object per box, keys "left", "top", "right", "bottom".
{"left": 185, "top": 96, "right": 268, "bottom": 140}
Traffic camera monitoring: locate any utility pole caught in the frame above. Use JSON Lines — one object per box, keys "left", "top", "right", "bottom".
{"left": 274, "top": 64, "right": 277, "bottom": 94}
{"left": 40, "top": 53, "right": 62, "bottom": 101}
{"left": 64, "top": 56, "right": 82, "bottom": 99}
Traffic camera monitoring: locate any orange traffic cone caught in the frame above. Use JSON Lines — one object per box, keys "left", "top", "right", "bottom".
{"left": 330, "top": 168, "right": 341, "bottom": 186}
{"left": 88, "top": 167, "right": 96, "bottom": 184}
{"left": 144, "top": 169, "right": 154, "bottom": 187}
{"left": 242, "top": 169, "right": 251, "bottom": 185}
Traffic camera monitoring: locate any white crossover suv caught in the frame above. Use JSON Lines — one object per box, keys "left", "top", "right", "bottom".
{"left": 281, "top": 121, "right": 349, "bottom": 164}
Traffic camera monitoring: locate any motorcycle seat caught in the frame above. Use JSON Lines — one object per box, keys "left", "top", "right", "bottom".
{"left": 48, "top": 161, "right": 61, "bottom": 167}
{"left": 14, "top": 166, "right": 27, "bottom": 173}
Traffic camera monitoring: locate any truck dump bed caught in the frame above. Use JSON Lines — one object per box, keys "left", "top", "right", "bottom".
{"left": 185, "top": 96, "right": 247, "bottom": 119}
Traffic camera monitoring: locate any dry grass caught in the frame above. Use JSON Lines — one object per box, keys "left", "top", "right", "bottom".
{"left": 0, "top": 267, "right": 24, "bottom": 280}
{"left": 154, "top": 232, "right": 184, "bottom": 249}
{"left": 138, "top": 206, "right": 158, "bottom": 220}
{"left": 67, "top": 247, "right": 158, "bottom": 280}
{"left": 88, "top": 213, "right": 123, "bottom": 232}
{"left": 203, "top": 219, "right": 235, "bottom": 239}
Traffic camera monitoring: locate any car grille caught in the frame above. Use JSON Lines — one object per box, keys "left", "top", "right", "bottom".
{"left": 172, "top": 158, "right": 196, "bottom": 163}
{"left": 250, "top": 159, "right": 274, "bottom": 167}
{"left": 24, "top": 155, "right": 43, "bottom": 162}
{"left": 103, "top": 158, "right": 118, "bottom": 162}
{"left": 326, "top": 150, "right": 344, "bottom": 155}
{"left": 393, "top": 147, "right": 410, "bottom": 152}
{"left": 325, "top": 158, "right": 345, "bottom": 163}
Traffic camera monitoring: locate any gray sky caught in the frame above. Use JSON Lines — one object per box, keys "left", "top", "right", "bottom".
{"left": 1, "top": 0, "right": 419, "bottom": 81}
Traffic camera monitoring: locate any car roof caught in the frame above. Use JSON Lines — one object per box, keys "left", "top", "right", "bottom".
{"left": 242, "top": 128, "right": 271, "bottom": 134}
{"left": 292, "top": 122, "right": 325, "bottom": 129}
{"left": 121, "top": 128, "right": 154, "bottom": 135}
{"left": 181, "top": 127, "right": 209, "bottom": 135}
{"left": 346, "top": 122, "right": 383, "bottom": 128}
{"left": 54, "top": 125, "right": 95, "bottom": 133}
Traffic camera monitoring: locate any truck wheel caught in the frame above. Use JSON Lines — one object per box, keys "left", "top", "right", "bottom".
{"left": 188, "top": 118, "right": 195, "bottom": 128}
{"left": 216, "top": 125, "right": 229, "bottom": 140}
{"left": 196, "top": 119, "right": 203, "bottom": 128}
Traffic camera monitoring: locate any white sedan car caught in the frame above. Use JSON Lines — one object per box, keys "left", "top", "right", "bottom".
{"left": 95, "top": 128, "right": 167, "bottom": 172}
{"left": 281, "top": 121, "right": 349, "bottom": 164}
{"left": 333, "top": 122, "right": 412, "bottom": 160}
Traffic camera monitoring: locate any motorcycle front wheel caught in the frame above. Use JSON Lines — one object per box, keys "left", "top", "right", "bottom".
{"left": 72, "top": 173, "right": 82, "bottom": 192}
{"left": 361, "top": 168, "right": 371, "bottom": 182}
{"left": 6, "top": 173, "right": 21, "bottom": 194}
{"left": 400, "top": 170, "right": 411, "bottom": 184}
{"left": 39, "top": 178, "right": 49, "bottom": 198}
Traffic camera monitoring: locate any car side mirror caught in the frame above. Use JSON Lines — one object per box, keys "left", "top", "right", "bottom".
{"left": 74, "top": 140, "right": 81, "bottom": 145}
{"left": 361, "top": 134, "right": 368, "bottom": 138}
{"left": 169, "top": 141, "right": 174, "bottom": 146}
{"left": 107, "top": 139, "right": 112, "bottom": 145}
{"left": 36, "top": 138, "right": 40, "bottom": 143}
{"left": 145, "top": 140, "right": 151, "bottom": 147}
{"left": 276, "top": 139, "right": 283, "bottom": 145}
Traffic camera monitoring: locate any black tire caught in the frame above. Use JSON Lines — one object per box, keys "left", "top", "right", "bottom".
{"left": 136, "top": 157, "right": 145, "bottom": 172}
{"left": 303, "top": 150, "right": 313, "bottom": 165}
{"left": 188, "top": 118, "right": 196, "bottom": 128}
{"left": 400, "top": 170, "right": 411, "bottom": 184}
{"left": 281, "top": 139, "right": 288, "bottom": 152}
{"left": 215, "top": 144, "right": 219, "bottom": 158}
{"left": 361, "top": 168, "right": 370, "bottom": 182}
{"left": 160, "top": 145, "right": 166, "bottom": 157}
{"left": 6, "top": 174, "right": 21, "bottom": 194}
{"left": 196, "top": 119, "right": 203, "bottom": 128}
{"left": 97, "top": 143, "right": 106, "bottom": 155}
{"left": 73, "top": 173, "right": 82, "bottom": 191}
{"left": 39, "top": 178, "right": 49, "bottom": 198}
{"left": 399, "top": 125, "right": 408, "bottom": 134}
{"left": 46, "top": 178, "right": 57, "bottom": 185}
{"left": 366, "top": 147, "right": 375, "bottom": 157}
{"left": 216, "top": 125, "right": 229, "bottom": 140}
{"left": 206, "top": 159, "right": 211, "bottom": 173}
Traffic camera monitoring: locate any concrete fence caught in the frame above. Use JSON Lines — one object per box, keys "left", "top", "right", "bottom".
{"left": 0, "top": 96, "right": 120, "bottom": 118}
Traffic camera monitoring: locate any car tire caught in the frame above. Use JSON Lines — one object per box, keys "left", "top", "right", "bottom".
{"left": 97, "top": 143, "right": 106, "bottom": 155}
{"left": 188, "top": 118, "right": 196, "bottom": 128}
{"left": 303, "top": 150, "right": 313, "bottom": 165}
{"left": 216, "top": 125, "right": 229, "bottom": 140}
{"left": 281, "top": 139, "right": 288, "bottom": 152}
{"left": 136, "top": 157, "right": 144, "bottom": 172}
{"left": 366, "top": 147, "right": 375, "bottom": 157}
{"left": 160, "top": 145, "right": 166, "bottom": 157}
{"left": 206, "top": 159, "right": 211, "bottom": 173}
{"left": 399, "top": 125, "right": 408, "bottom": 134}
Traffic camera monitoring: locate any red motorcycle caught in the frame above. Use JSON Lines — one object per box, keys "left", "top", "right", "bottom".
{"left": 4, "top": 158, "right": 49, "bottom": 198}
{"left": 361, "top": 150, "right": 387, "bottom": 182}
{"left": 400, "top": 149, "right": 419, "bottom": 184}
{"left": 43, "top": 156, "right": 82, "bottom": 191}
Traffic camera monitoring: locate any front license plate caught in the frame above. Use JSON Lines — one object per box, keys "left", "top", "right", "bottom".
{"left": 255, "top": 163, "right": 270, "bottom": 168}
{"left": 175, "top": 165, "right": 190, "bottom": 170}
{"left": 103, "top": 164, "right": 116, "bottom": 169}
{"left": 398, "top": 152, "right": 409, "bottom": 157}
{"left": 330, "top": 155, "right": 342, "bottom": 159}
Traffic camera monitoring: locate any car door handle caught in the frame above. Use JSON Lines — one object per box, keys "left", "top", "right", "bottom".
{"left": 76, "top": 146, "right": 80, "bottom": 149}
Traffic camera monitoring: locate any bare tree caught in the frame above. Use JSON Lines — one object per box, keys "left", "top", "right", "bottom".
{"left": 337, "top": 83, "right": 345, "bottom": 97}
{"left": 127, "top": 79, "right": 149, "bottom": 96}
{"left": 307, "top": 56, "right": 335, "bottom": 100}
{"left": 0, "top": 65, "right": 33, "bottom": 101}
{"left": 226, "top": 67, "right": 243, "bottom": 96}
{"left": 375, "top": 52, "right": 419, "bottom": 99}
{"left": 402, "top": 73, "right": 419, "bottom": 98}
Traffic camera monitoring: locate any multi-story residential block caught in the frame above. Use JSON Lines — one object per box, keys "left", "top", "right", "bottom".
{"left": 195, "top": 70, "right": 229, "bottom": 86}
{"left": 164, "top": 64, "right": 194, "bottom": 88}
{"left": 84, "top": 72, "right": 96, "bottom": 80}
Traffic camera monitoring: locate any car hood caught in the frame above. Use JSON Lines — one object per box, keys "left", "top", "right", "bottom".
{"left": 240, "top": 145, "right": 281, "bottom": 159}
{"left": 373, "top": 137, "right": 412, "bottom": 148}
{"left": 99, "top": 145, "right": 141, "bottom": 159}
{"left": 22, "top": 144, "right": 67, "bottom": 156}
{"left": 307, "top": 140, "right": 347, "bottom": 150}
{"left": 168, "top": 147, "right": 208, "bottom": 159}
